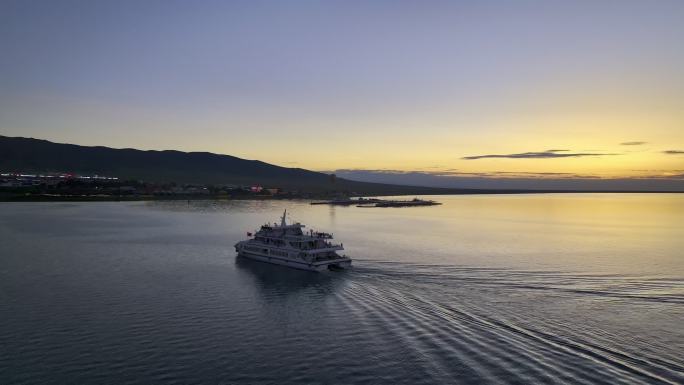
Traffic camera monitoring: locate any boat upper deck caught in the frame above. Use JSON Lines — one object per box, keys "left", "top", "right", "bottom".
{"left": 247, "top": 210, "right": 343, "bottom": 251}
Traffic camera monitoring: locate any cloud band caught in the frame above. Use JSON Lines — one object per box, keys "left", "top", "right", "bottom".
{"left": 462, "top": 149, "right": 618, "bottom": 160}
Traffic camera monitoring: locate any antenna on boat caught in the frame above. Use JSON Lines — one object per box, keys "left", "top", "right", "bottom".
{"left": 281, "top": 209, "right": 287, "bottom": 227}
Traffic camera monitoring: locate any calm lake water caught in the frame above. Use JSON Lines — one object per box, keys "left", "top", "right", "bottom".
{"left": 1, "top": 194, "right": 683, "bottom": 384}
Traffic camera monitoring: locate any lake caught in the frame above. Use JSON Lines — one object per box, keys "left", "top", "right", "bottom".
{"left": 1, "top": 194, "right": 683, "bottom": 384}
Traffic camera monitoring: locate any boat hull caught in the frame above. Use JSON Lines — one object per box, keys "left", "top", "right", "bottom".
{"left": 237, "top": 250, "right": 352, "bottom": 272}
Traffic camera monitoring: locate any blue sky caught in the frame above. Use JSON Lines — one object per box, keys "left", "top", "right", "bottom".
{"left": 1, "top": 0, "right": 683, "bottom": 184}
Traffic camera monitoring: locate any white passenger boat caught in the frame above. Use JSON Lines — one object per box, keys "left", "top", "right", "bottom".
{"left": 234, "top": 210, "right": 352, "bottom": 272}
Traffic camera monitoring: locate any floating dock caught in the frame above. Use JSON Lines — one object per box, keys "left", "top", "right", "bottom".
{"left": 310, "top": 198, "right": 383, "bottom": 206}
{"left": 311, "top": 197, "right": 441, "bottom": 207}
{"left": 357, "top": 198, "right": 441, "bottom": 208}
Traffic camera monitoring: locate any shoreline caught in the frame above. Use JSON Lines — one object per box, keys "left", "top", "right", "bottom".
{"left": 2, "top": 190, "right": 682, "bottom": 202}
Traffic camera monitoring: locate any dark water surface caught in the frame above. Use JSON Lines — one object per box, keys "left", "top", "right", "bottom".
{"left": 1, "top": 194, "right": 683, "bottom": 384}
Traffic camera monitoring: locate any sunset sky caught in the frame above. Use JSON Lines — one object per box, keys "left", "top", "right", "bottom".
{"left": 1, "top": 0, "right": 683, "bottom": 183}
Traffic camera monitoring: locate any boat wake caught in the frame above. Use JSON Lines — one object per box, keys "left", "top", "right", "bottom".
{"left": 325, "top": 261, "right": 684, "bottom": 384}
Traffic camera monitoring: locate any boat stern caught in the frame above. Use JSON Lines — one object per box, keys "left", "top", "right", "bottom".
{"left": 327, "top": 259, "right": 352, "bottom": 271}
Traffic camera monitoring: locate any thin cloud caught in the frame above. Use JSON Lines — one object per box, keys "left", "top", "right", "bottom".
{"left": 334, "top": 169, "right": 603, "bottom": 179}
{"left": 663, "top": 150, "right": 684, "bottom": 154}
{"left": 620, "top": 141, "right": 647, "bottom": 146}
{"left": 462, "top": 149, "right": 618, "bottom": 160}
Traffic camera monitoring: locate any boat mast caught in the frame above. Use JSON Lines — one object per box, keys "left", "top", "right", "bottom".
{"left": 280, "top": 209, "right": 287, "bottom": 227}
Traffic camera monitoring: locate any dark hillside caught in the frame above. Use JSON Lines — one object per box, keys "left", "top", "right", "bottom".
{"left": 0, "top": 135, "right": 467, "bottom": 195}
